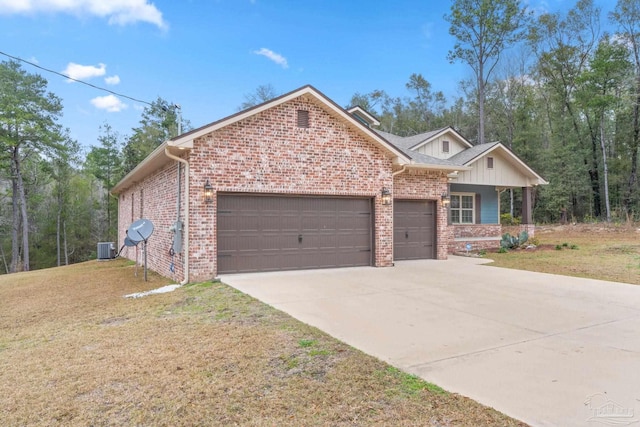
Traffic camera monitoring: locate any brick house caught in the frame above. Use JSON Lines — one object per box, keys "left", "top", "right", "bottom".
{"left": 112, "top": 85, "right": 546, "bottom": 283}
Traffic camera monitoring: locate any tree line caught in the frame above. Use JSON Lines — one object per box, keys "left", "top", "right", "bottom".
{"left": 1, "top": 0, "right": 638, "bottom": 273}
{"left": 0, "top": 59, "right": 189, "bottom": 273}
{"left": 351, "top": 0, "right": 640, "bottom": 224}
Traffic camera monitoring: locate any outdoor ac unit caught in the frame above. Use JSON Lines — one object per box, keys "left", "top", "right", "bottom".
{"left": 97, "top": 242, "right": 116, "bottom": 260}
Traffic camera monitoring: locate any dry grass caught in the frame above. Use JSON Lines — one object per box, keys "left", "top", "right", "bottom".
{"left": 0, "top": 259, "right": 525, "bottom": 426}
{"left": 489, "top": 223, "right": 640, "bottom": 284}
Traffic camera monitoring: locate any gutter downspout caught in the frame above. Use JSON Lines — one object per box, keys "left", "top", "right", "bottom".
{"left": 392, "top": 165, "right": 406, "bottom": 178}
{"left": 164, "top": 147, "right": 189, "bottom": 285}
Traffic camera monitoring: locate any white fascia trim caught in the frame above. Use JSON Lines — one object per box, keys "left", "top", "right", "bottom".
{"left": 410, "top": 127, "right": 474, "bottom": 151}
{"left": 407, "top": 162, "right": 471, "bottom": 172}
{"left": 347, "top": 106, "right": 381, "bottom": 126}
{"left": 111, "top": 141, "right": 169, "bottom": 194}
{"left": 465, "top": 143, "right": 548, "bottom": 186}
{"left": 169, "top": 86, "right": 410, "bottom": 164}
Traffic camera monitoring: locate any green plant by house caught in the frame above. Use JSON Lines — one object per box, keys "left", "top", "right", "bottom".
{"left": 500, "top": 231, "right": 529, "bottom": 250}
{"left": 500, "top": 213, "right": 521, "bottom": 225}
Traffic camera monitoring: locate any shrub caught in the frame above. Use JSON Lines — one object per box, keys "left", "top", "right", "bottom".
{"left": 555, "top": 245, "right": 563, "bottom": 250}
{"left": 500, "top": 213, "right": 521, "bottom": 226}
{"left": 528, "top": 236, "right": 540, "bottom": 246}
{"left": 500, "top": 231, "right": 529, "bottom": 250}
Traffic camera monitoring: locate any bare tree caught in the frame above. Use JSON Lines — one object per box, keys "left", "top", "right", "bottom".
{"left": 238, "top": 84, "right": 279, "bottom": 110}
{"left": 445, "top": 0, "right": 531, "bottom": 144}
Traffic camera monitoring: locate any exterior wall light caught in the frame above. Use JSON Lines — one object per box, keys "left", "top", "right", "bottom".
{"left": 381, "top": 187, "right": 392, "bottom": 206}
{"left": 441, "top": 192, "right": 451, "bottom": 205}
{"left": 204, "top": 179, "right": 214, "bottom": 204}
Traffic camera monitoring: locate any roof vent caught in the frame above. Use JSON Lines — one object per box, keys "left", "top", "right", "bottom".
{"left": 297, "top": 110, "right": 309, "bottom": 128}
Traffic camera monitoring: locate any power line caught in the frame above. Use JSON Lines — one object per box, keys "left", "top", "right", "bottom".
{"left": 0, "top": 50, "right": 154, "bottom": 107}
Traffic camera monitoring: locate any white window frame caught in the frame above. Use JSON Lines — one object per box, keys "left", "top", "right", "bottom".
{"left": 450, "top": 192, "right": 475, "bottom": 224}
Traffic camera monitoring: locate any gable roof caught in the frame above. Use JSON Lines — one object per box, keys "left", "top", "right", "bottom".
{"left": 449, "top": 141, "right": 548, "bottom": 185}
{"left": 375, "top": 125, "right": 547, "bottom": 185}
{"left": 448, "top": 141, "right": 500, "bottom": 165}
{"left": 117, "top": 85, "right": 472, "bottom": 194}
{"left": 170, "top": 85, "right": 408, "bottom": 162}
{"left": 375, "top": 129, "right": 463, "bottom": 169}
{"left": 375, "top": 126, "right": 474, "bottom": 155}
{"left": 346, "top": 106, "right": 380, "bottom": 127}
{"left": 114, "top": 85, "right": 492, "bottom": 194}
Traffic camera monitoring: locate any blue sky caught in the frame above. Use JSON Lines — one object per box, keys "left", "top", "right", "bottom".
{"left": 0, "top": 0, "right": 619, "bottom": 152}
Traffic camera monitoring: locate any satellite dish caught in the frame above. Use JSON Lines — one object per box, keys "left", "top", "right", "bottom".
{"left": 125, "top": 219, "right": 155, "bottom": 282}
{"left": 127, "top": 219, "right": 154, "bottom": 243}
{"left": 124, "top": 236, "right": 137, "bottom": 247}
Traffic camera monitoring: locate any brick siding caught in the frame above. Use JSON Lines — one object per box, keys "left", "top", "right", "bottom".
{"left": 449, "top": 224, "right": 502, "bottom": 252}
{"left": 393, "top": 169, "right": 450, "bottom": 259}
{"left": 117, "top": 94, "right": 473, "bottom": 281}
{"left": 117, "top": 161, "right": 186, "bottom": 282}
{"left": 119, "top": 94, "right": 399, "bottom": 282}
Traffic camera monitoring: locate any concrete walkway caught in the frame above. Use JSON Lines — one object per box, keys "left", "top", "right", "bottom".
{"left": 221, "top": 257, "right": 640, "bottom": 427}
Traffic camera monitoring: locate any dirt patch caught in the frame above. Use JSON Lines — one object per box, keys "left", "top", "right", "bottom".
{"left": 0, "top": 260, "right": 526, "bottom": 426}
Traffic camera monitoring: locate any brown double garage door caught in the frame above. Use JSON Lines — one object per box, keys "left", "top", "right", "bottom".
{"left": 217, "top": 194, "right": 436, "bottom": 274}
{"left": 217, "top": 194, "right": 373, "bottom": 274}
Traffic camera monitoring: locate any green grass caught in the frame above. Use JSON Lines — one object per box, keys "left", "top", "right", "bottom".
{"left": 384, "top": 366, "right": 447, "bottom": 396}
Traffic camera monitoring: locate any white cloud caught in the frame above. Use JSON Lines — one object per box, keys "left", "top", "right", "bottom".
{"left": 0, "top": 0, "right": 168, "bottom": 30}
{"left": 105, "top": 75, "right": 120, "bottom": 85}
{"left": 253, "top": 48, "right": 289, "bottom": 69}
{"left": 63, "top": 62, "right": 106, "bottom": 81}
{"left": 90, "top": 95, "right": 127, "bottom": 112}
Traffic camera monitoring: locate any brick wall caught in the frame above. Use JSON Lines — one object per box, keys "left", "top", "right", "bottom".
{"left": 116, "top": 96, "right": 395, "bottom": 282}
{"left": 393, "top": 169, "right": 450, "bottom": 259}
{"left": 117, "top": 94, "right": 459, "bottom": 281}
{"left": 449, "top": 224, "right": 502, "bottom": 253}
{"left": 117, "top": 162, "right": 186, "bottom": 282}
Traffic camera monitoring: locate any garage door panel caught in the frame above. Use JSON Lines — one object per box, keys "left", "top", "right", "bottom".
{"left": 394, "top": 200, "right": 436, "bottom": 261}
{"left": 217, "top": 195, "right": 373, "bottom": 274}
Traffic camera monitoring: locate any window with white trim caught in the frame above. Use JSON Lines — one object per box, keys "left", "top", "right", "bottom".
{"left": 442, "top": 140, "right": 450, "bottom": 153}
{"left": 450, "top": 193, "right": 475, "bottom": 224}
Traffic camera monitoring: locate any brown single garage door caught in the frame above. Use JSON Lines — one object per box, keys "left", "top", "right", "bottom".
{"left": 217, "top": 194, "right": 373, "bottom": 274}
{"left": 393, "top": 200, "right": 436, "bottom": 260}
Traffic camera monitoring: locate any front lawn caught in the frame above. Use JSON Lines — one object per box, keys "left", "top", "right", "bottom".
{"left": 488, "top": 223, "right": 640, "bottom": 284}
{"left": 0, "top": 260, "right": 525, "bottom": 426}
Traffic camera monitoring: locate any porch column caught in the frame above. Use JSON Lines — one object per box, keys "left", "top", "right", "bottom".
{"left": 521, "top": 186, "right": 532, "bottom": 224}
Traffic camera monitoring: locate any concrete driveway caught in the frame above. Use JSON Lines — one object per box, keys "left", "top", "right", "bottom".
{"left": 221, "top": 257, "right": 640, "bottom": 427}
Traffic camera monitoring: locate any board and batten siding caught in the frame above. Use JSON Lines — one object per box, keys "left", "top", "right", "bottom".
{"left": 455, "top": 150, "right": 532, "bottom": 187}
{"left": 415, "top": 134, "right": 468, "bottom": 159}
